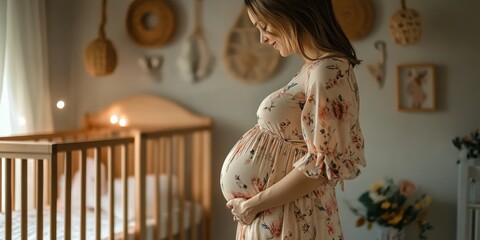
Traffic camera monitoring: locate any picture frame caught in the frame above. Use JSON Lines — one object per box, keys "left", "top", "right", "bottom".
{"left": 396, "top": 63, "right": 436, "bottom": 112}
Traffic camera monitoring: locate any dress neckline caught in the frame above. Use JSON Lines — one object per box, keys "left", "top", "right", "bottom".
{"left": 293, "top": 60, "right": 319, "bottom": 79}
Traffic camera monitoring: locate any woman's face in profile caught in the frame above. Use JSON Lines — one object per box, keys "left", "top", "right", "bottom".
{"left": 247, "top": 9, "right": 292, "bottom": 57}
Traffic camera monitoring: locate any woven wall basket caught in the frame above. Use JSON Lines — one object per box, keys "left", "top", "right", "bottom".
{"left": 390, "top": 0, "right": 422, "bottom": 45}
{"left": 126, "top": 0, "right": 175, "bottom": 47}
{"left": 332, "top": 0, "right": 374, "bottom": 41}
{"left": 84, "top": 38, "right": 117, "bottom": 77}
{"left": 84, "top": 0, "right": 117, "bottom": 77}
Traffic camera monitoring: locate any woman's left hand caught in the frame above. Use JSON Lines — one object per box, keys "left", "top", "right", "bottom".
{"left": 226, "top": 198, "right": 258, "bottom": 225}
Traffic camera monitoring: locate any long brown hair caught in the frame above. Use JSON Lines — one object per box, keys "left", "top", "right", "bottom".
{"left": 244, "top": 0, "right": 360, "bottom": 66}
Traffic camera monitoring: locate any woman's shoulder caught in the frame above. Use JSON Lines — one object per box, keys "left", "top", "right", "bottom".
{"left": 310, "top": 56, "right": 350, "bottom": 70}
{"left": 306, "top": 56, "right": 351, "bottom": 79}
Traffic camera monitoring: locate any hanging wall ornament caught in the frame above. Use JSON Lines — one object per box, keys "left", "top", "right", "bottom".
{"left": 332, "top": 0, "right": 374, "bottom": 41}
{"left": 177, "top": 0, "right": 213, "bottom": 83}
{"left": 224, "top": 7, "right": 280, "bottom": 83}
{"left": 84, "top": 0, "right": 118, "bottom": 77}
{"left": 126, "top": 0, "right": 175, "bottom": 47}
{"left": 390, "top": 0, "right": 421, "bottom": 45}
{"left": 367, "top": 40, "right": 386, "bottom": 88}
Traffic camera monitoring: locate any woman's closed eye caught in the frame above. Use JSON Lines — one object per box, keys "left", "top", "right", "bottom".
{"left": 259, "top": 25, "right": 271, "bottom": 34}
{"left": 255, "top": 22, "right": 271, "bottom": 35}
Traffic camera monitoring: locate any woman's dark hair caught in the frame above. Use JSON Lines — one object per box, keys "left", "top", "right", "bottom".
{"left": 245, "top": 0, "right": 360, "bottom": 66}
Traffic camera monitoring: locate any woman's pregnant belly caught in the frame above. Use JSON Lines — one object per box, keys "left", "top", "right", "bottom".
{"left": 220, "top": 128, "right": 274, "bottom": 201}
{"left": 220, "top": 127, "right": 303, "bottom": 201}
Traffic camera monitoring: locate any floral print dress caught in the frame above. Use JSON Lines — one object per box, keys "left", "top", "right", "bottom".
{"left": 220, "top": 57, "right": 366, "bottom": 240}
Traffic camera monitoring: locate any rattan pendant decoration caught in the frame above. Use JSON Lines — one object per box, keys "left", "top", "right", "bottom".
{"left": 84, "top": 0, "right": 117, "bottom": 77}
{"left": 390, "top": 0, "right": 421, "bottom": 45}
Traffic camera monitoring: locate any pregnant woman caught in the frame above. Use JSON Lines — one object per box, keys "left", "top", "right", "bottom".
{"left": 220, "top": 0, "right": 367, "bottom": 239}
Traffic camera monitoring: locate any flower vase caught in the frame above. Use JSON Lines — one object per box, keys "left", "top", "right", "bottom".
{"left": 377, "top": 227, "right": 405, "bottom": 240}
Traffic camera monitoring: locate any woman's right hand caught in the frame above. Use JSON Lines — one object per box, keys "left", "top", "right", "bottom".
{"left": 226, "top": 198, "right": 258, "bottom": 225}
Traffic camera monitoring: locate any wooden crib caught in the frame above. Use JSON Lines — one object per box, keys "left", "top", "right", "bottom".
{"left": 0, "top": 95, "right": 212, "bottom": 240}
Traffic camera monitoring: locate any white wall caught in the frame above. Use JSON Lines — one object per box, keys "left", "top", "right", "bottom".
{"left": 46, "top": 0, "right": 480, "bottom": 239}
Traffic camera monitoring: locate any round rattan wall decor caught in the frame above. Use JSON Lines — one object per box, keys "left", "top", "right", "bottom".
{"left": 126, "top": 0, "right": 175, "bottom": 47}
{"left": 332, "top": 0, "right": 374, "bottom": 41}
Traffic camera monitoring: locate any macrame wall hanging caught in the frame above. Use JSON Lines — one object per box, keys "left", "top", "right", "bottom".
{"left": 224, "top": 7, "right": 280, "bottom": 83}
{"left": 84, "top": 0, "right": 118, "bottom": 77}
{"left": 390, "top": 0, "right": 422, "bottom": 45}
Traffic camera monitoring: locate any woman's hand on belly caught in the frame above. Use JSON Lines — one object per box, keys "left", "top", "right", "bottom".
{"left": 226, "top": 198, "right": 258, "bottom": 225}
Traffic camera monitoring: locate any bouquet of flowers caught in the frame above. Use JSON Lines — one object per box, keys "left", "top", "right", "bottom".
{"left": 348, "top": 178, "right": 433, "bottom": 239}
{"left": 452, "top": 127, "right": 480, "bottom": 162}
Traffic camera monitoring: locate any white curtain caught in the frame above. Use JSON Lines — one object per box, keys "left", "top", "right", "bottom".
{"left": 0, "top": 0, "right": 53, "bottom": 135}
{"left": 1, "top": 0, "right": 53, "bottom": 211}
{"left": 0, "top": 0, "right": 8, "bottom": 136}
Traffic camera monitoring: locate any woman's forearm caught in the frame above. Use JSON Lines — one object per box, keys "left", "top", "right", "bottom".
{"left": 243, "top": 169, "right": 326, "bottom": 214}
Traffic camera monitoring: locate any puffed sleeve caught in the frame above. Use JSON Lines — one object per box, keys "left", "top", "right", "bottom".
{"left": 293, "top": 59, "right": 366, "bottom": 186}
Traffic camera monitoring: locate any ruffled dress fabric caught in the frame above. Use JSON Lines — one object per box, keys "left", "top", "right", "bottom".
{"left": 220, "top": 57, "right": 366, "bottom": 239}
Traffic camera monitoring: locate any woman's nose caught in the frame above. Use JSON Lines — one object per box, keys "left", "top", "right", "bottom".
{"left": 259, "top": 32, "right": 268, "bottom": 44}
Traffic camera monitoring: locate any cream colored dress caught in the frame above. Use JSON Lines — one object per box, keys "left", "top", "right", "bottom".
{"left": 220, "top": 57, "right": 366, "bottom": 240}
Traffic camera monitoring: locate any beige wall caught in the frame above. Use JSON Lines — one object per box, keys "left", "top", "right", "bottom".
{"left": 46, "top": 0, "right": 480, "bottom": 239}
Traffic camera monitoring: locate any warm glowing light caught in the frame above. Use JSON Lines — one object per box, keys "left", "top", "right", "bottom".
{"left": 18, "top": 117, "right": 26, "bottom": 126}
{"left": 110, "top": 114, "right": 119, "bottom": 124}
{"left": 56, "top": 100, "right": 65, "bottom": 109}
{"left": 119, "top": 118, "right": 127, "bottom": 127}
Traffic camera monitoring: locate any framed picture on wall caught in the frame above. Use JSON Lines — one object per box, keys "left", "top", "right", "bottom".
{"left": 396, "top": 63, "right": 436, "bottom": 112}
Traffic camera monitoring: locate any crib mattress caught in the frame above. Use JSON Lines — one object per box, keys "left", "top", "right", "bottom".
{"left": 0, "top": 202, "right": 202, "bottom": 240}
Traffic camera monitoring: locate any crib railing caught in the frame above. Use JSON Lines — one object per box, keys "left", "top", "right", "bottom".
{"left": 0, "top": 136, "right": 134, "bottom": 240}
{"left": 137, "top": 126, "right": 212, "bottom": 240}
{"left": 0, "top": 141, "right": 54, "bottom": 240}
{"left": 0, "top": 126, "right": 212, "bottom": 240}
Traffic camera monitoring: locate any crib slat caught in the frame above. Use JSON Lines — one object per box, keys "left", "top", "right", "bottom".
{"left": 12, "top": 159, "right": 15, "bottom": 211}
{"left": 108, "top": 145, "right": 115, "bottom": 239}
{"left": 50, "top": 152, "right": 58, "bottom": 240}
{"left": 134, "top": 132, "right": 147, "bottom": 240}
{"left": 177, "top": 135, "right": 186, "bottom": 240}
{"left": 95, "top": 147, "right": 101, "bottom": 240}
{"left": 37, "top": 160, "right": 44, "bottom": 240}
{"left": 165, "top": 137, "right": 173, "bottom": 239}
{"left": 157, "top": 138, "right": 167, "bottom": 239}
{"left": 121, "top": 144, "right": 129, "bottom": 240}
{"left": 21, "top": 159, "right": 28, "bottom": 240}
{"left": 80, "top": 150, "right": 87, "bottom": 240}
{"left": 0, "top": 158, "right": 2, "bottom": 213}
{"left": 153, "top": 138, "right": 160, "bottom": 240}
{"left": 5, "top": 158, "right": 12, "bottom": 240}
{"left": 202, "top": 130, "right": 212, "bottom": 240}
{"left": 197, "top": 132, "right": 206, "bottom": 240}
{"left": 65, "top": 152, "right": 72, "bottom": 240}
{"left": 44, "top": 158, "right": 50, "bottom": 206}
{"left": 190, "top": 132, "right": 200, "bottom": 240}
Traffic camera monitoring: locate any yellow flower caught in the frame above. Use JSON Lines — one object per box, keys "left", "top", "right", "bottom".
{"left": 423, "top": 195, "right": 433, "bottom": 206}
{"left": 369, "top": 180, "right": 384, "bottom": 193}
{"left": 388, "top": 209, "right": 405, "bottom": 225}
{"left": 415, "top": 195, "right": 433, "bottom": 209}
{"left": 381, "top": 201, "right": 391, "bottom": 209}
